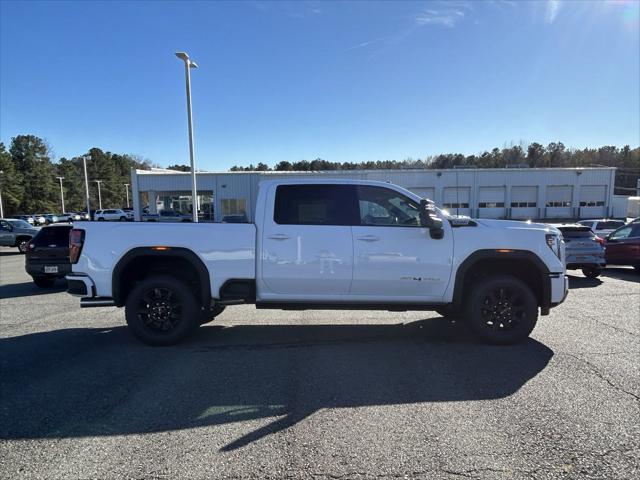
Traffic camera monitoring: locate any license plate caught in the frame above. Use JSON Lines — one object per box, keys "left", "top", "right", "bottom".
{"left": 44, "top": 266, "right": 58, "bottom": 274}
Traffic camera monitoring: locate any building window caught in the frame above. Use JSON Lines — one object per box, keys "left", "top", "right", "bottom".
{"left": 511, "top": 202, "right": 537, "bottom": 208}
{"left": 221, "top": 198, "right": 247, "bottom": 216}
{"left": 443, "top": 203, "right": 470, "bottom": 209}
{"left": 546, "top": 201, "right": 572, "bottom": 207}
{"left": 579, "top": 201, "right": 605, "bottom": 207}
{"left": 478, "top": 202, "right": 505, "bottom": 208}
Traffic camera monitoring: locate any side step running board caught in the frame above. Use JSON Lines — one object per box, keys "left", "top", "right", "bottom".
{"left": 80, "top": 297, "right": 115, "bottom": 308}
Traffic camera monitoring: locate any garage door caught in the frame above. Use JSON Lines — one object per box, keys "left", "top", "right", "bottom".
{"left": 511, "top": 186, "right": 538, "bottom": 219}
{"left": 579, "top": 185, "right": 607, "bottom": 218}
{"left": 546, "top": 185, "right": 573, "bottom": 218}
{"left": 409, "top": 187, "right": 435, "bottom": 203}
{"left": 478, "top": 186, "right": 506, "bottom": 219}
{"left": 442, "top": 187, "right": 471, "bottom": 216}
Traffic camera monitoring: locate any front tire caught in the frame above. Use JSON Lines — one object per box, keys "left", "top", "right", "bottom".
{"left": 465, "top": 275, "right": 538, "bottom": 345}
{"left": 33, "top": 276, "right": 56, "bottom": 288}
{"left": 119, "top": 216, "right": 126, "bottom": 221}
{"left": 125, "top": 275, "right": 200, "bottom": 346}
{"left": 97, "top": 217, "right": 104, "bottom": 221}
{"left": 582, "top": 267, "right": 602, "bottom": 278}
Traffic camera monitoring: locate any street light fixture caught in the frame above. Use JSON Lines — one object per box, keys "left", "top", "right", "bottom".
{"left": 82, "top": 155, "right": 91, "bottom": 219}
{"left": 94, "top": 180, "right": 103, "bottom": 210}
{"left": 175, "top": 51, "right": 199, "bottom": 222}
{"left": 56, "top": 176, "right": 65, "bottom": 213}
{"left": 124, "top": 183, "right": 130, "bottom": 208}
{"left": 0, "top": 170, "right": 4, "bottom": 218}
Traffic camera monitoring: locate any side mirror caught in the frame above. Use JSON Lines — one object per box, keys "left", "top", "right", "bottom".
{"left": 419, "top": 199, "right": 444, "bottom": 240}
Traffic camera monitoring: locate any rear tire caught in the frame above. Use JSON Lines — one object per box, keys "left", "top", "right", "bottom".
{"left": 582, "top": 267, "right": 602, "bottom": 278}
{"left": 464, "top": 274, "right": 538, "bottom": 345}
{"left": 17, "top": 238, "right": 30, "bottom": 254}
{"left": 33, "top": 276, "right": 56, "bottom": 288}
{"left": 125, "top": 275, "right": 200, "bottom": 346}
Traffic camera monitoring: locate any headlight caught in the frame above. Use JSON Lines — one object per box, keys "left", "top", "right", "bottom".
{"left": 545, "top": 233, "right": 562, "bottom": 259}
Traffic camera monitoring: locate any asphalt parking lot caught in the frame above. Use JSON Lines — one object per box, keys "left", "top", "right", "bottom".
{"left": 0, "top": 247, "right": 638, "bottom": 479}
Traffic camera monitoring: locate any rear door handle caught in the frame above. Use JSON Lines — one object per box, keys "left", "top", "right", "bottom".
{"left": 267, "top": 234, "right": 291, "bottom": 240}
{"left": 356, "top": 235, "right": 380, "bottom": 242}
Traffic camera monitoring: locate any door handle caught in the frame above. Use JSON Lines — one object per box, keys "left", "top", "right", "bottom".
{"left": 267, "top": 234, "right": 291, "bottom": 240}
{"left": 356, "top": 235, "right": 380, "bottom": 242}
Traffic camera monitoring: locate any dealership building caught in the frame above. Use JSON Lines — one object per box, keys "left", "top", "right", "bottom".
{"left": 130, "top": 166, "right": 618, "bottom": 222}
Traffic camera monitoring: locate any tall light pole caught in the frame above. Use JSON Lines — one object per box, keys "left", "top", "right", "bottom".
{"left": 175, "top": 51, "right": 199, "bottom": 222}
{"left": 124, "top": 183, "right": 130, "bottom": 208}
{"left": 0, "top": 170, "right": 4, "bottom": 218}
{"left": 82, "top": 155, "right": 91, "bottom": 219}
{"left": 56, "top": 176, "right": 65, "bottom": 213}
{"left": 94, "top": 180, "right": 103, "bottom": 210}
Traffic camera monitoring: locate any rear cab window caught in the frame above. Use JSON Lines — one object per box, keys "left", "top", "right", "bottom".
{"left": 33, "top": 226, "right": 73, "bottom": 246}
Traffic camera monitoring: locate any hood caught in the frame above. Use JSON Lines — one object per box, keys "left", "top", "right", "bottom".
{"left": 474, "top": 218, "right": 558, "bottom": 233}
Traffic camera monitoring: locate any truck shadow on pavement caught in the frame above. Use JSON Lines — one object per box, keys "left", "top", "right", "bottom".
{"left": 0, "top": 319, "right": 553, "bottom": 451}
{"left": 0, "top": 280, "right": 66, "bottom": 299}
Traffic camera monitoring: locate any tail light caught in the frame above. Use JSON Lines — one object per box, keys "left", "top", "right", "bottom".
{"left": 595, "top": 236, "right": 605, "bottom": 247}
{"left": 69, "top": 228, "right": 85, "bottom": 264}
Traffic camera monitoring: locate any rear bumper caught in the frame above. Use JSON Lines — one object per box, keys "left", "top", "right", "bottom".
{"left": 65, "top": 274, "right": 95, "bottom": 297}
{"left": 26, "top": 262, "right": 71, "bottom": 277}
{"left": 565, "top": 253, "right": 605, "bottom": 269}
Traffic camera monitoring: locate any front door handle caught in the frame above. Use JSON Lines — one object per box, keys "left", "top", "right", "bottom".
{"left": 356, "top": 235, "right": 380, "bottom": 242}
{"left": 267, "top": 234, "right": 291, "bottom": 240}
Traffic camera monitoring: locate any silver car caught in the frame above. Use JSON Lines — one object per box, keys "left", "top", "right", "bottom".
{"left": 557, "top": 224, "right": 606, "bottom": 278}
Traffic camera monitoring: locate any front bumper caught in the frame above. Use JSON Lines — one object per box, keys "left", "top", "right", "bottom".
{"left": 550, "top": 273, "right": 569, "bottom": 308}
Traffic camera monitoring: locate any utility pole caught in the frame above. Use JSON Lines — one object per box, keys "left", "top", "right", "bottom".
{"left": 83, "top": 155, "right": 91, "bottom": 219}
{"left": 94, "top": 180, "right": 103, "bottom": 210}
{"left": 175, "top": 51, "right": 199, "bottom": 222}
{"left": 124, "top": 183, "right": 130, "bottom": 208}
{"left": 0, "top": 170, "right": 4, "bottom": 218}
{"left": 56, "top": 176, "right": 65, "bottom": 213}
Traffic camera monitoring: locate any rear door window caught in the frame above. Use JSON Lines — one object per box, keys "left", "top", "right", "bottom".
{"left": 274, "top": 185, "right": 358, "bottom": 225}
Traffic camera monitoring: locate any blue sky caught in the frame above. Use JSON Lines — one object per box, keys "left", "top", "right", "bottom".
{"left": 1, "top": 0, "right": 639, "bottom": 170}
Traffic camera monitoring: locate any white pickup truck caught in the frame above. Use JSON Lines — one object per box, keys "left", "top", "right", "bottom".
{"left": 66, "top": 179, "right": 568, "bottom": 346}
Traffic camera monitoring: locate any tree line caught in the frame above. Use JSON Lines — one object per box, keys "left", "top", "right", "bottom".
{"left": 0, "top": 135, "right": 153, "bottom": 216}
{"left": 2, "top": 137, "right": 638, "bottom": 217}
{"left": 227, "top": 143, "right": 639, "bottom": 195}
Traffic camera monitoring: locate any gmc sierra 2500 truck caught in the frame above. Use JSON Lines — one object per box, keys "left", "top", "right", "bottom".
{"left": 66, "top": 179, "right": 568, "bottom": 346}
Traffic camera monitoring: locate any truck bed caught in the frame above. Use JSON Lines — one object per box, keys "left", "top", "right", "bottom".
{"left": 73, "top": 222, "right": 256, "bottom": 299}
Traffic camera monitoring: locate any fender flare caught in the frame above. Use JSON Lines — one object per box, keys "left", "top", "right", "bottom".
{"left": 451, "top": 249, "right": 551, "bottom": 313}
{"left": 112, "top": 247, "right": 211, "bottom": 309}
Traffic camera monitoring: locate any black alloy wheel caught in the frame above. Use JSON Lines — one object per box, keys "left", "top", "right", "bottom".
{"left": 125, "top": 275, "right": 200, "bottom": 346}
{"left": 465, "top": 275, "right": 538, "bottom": 345}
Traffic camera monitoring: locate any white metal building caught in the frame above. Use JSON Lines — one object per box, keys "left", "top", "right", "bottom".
{"left": 130, "top": 167, "right": 617, "bottom": 222}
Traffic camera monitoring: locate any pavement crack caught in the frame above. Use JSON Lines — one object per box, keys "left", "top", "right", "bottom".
{"left": 562, "top": 352, "right": 640, "bottom": 402}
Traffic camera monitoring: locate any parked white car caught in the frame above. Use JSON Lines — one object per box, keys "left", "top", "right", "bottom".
{"left": 94, "top": 209, "right": 131, "bottom": 222}
{"left": 66, "top": 179, "right": 568, "bottom": 346}
{"left": 577, "top": 219, "right": 626, "bottom": 238}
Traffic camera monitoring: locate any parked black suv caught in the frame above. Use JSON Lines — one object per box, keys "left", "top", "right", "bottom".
{"left": 25, "top": 225, "right": 72, "bottom": 287}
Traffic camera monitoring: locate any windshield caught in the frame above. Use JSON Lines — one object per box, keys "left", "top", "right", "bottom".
{"left": 7, "top": 219, "right": 32, "bottom": 229}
